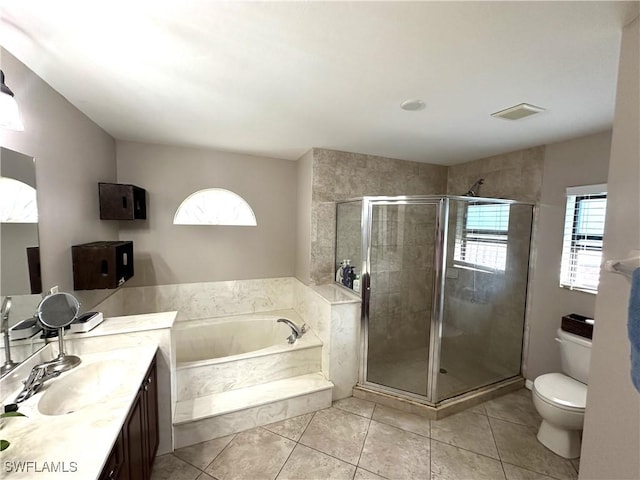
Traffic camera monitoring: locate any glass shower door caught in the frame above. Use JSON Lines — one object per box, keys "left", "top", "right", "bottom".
{"left": 436, "top": 199, "right": 533, "bottom": 402}
{"left": 363, "top": 200, "right": 440, "bottom": 398}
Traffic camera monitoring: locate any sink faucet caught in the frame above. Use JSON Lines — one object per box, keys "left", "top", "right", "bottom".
{"left": 277, "top": 318, "right": 308, "bottom": 344}
{"left": 14, "top": 360, "right": 62, "bottom": 404}
{"left": 1, "top": 296, "right": 19, "bottom": 376}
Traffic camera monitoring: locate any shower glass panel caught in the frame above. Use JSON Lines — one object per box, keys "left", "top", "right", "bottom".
{"left": 437, "top": 200, "right": 533, "bottom": 402}
{"left": 365, "top": 201, "right": 439, "bottom": 397}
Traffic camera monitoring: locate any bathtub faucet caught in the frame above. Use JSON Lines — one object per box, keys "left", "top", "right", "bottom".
{"left": 277, "top": 318, "right": 308, "bottom": 344}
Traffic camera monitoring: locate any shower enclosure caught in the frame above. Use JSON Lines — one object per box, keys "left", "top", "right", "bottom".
{"left": 335, "top": 196, "right": 533, "bottom": 405}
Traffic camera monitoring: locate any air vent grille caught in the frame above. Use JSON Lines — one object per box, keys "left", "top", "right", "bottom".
{"left": 492, "top": 103, "right": 545, "bottom": 120}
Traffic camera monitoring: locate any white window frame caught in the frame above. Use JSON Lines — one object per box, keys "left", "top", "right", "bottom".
{"left": 559, "top": 183, "right": 607, "bottom": 294}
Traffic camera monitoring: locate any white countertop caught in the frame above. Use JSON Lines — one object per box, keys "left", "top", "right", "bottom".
{"left": 0, "top": 344, "right": 158, "bottom": 479}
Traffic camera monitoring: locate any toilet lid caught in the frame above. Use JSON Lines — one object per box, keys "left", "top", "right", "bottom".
{"left": 534, "top": 373, "right": 587, "bottom": 409}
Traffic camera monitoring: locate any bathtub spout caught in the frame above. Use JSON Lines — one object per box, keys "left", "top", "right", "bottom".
{"left": 277, "top": 318, "right": 308, "bottom": 344}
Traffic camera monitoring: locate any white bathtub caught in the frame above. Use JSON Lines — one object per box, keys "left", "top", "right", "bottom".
{"left": 174, "top": 310, "right": 323, "bottom": 401}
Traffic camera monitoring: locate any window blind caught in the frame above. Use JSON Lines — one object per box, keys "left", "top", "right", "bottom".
{"left": 454, "top": 203, "right": 510, "bottom": 272}
{"left": 560, "top": 184, "right": 607, "bottom": 293}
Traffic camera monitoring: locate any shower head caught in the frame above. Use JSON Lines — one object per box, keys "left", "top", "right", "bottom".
{"left": 465, "top": 178, "right": 485, "bottom": 197}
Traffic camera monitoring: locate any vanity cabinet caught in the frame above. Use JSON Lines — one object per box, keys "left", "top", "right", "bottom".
{"left": 100, "top": 355, "right": 158, "bottom": 480}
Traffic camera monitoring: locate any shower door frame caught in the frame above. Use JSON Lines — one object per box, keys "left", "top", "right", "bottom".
{"left": 356, "top": 195, "right": 449, "bottom": 405}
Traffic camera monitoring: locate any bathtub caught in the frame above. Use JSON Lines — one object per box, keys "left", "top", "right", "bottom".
{"left": 174, "top": 310, "right": 323, "bottom": 401}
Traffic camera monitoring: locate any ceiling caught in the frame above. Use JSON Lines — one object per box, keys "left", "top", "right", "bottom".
{"left": 1, "top": 1, "right": 638, "bottom": 165}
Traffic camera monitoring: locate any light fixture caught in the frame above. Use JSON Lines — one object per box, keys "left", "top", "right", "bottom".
{"left": 400, "top": 99, "right": 426, "bottom": 111}
{"left": 0, "top": 70, "right": 24, "bottom": 131}
{"left": 491, "top": 103, "right": 545, "bottom": 120}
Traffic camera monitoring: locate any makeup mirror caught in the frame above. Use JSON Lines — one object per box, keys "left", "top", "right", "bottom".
{"left": 37, "top": 292, "right": 81, "bottom": 371}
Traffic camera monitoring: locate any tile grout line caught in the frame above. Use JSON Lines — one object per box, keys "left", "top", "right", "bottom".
{"left": 198, "top": 433, "right": 238, "bottom": 477}
{"left": 273, "top": 411, "right": 319, "bottom": 480}
{"left": 354, "top": 403, "right": 375, "bottom": 470}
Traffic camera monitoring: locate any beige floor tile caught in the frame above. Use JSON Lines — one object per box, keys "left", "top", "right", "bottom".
{"left": 354, "top": 467, "right": 388, "bottom": 480}
{"left": 490, "top": 418, "right": 577, "bottom": 480}
{"left": 263, "top": 413, "right": 314, "bottom": 441}
{"left": 173, "top": 434, "right": 235, "bottom": 470}
{"left": 277, "top": 444, "right": 356, "bottom": 480}
{"left": 571, "top": 457, "right": 580, "bottom": 473}
{"left": 431, "top": 440, "right": 506, "bottom": 480}
{"left": 484, "top": 389, "right": 541, "bottom": 427}
{"left": 205, "top": 428, "right": 295, "bottom": 480}
{"left": 299, "top": 407, "right": 370, "bottom": 465}
{"left": 372, "top": 404, "right": 430, "bottom": 437}
{"left": 431, "top": 410, "right": 499, "bottom": 459}
{"left": 468, "top": 402, "right": 487, "bottom": 415}
{"left": 196, "top": 473, "right": 217, "bottom": 480}
{"left": 333, "top": 396, "right": 376, "bottom": 418}
{"left": 151, "top": 454, "right": 202, "bottom": 480}
{"left": 503, "top": 463, "right": 557, "bottom": 480}
{"left": 358, "top": 420, "right": 430, "bottom": 480}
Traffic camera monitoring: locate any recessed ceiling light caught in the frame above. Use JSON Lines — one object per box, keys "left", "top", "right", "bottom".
{"left": 491, "top": 103, "right": 545, "bottom": 120}
{"left": 400, "top": 99, "right": 426, "bottom": 111}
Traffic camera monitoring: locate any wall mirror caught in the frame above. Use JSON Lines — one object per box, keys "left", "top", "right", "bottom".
{"left": 1, "top": 146, "right": 45, "bottom": 375}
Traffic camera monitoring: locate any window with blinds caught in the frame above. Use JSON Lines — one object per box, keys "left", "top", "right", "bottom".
{"left": 454, "top": 203, "right": 510, "bottom": 272}
{"left": 560, "top": 184, "right": 607, "bottom": 293}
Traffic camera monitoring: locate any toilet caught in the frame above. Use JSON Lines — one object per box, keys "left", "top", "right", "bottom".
{"left": 532, "top": 328, "right": 592, "bottom": 459}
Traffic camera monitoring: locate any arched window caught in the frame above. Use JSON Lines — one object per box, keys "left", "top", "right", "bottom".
{"left": 0, "top": 176, "right": 38, "bottom": 223}
{"left": 173, "top": 188, "right": 257, "bottom": 226}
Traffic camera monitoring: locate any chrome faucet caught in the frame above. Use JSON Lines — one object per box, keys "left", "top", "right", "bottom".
{"left": 1, "top": 296, "right": 19, "bottom": 376}
{"left": 14, "top": 359, "right": 62, "bottom": 404}
{"left": 277, "top": 318, "right": 308, "bottom": 344}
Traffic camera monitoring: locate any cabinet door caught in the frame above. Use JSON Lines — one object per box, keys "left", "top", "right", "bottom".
{"left": 99, "top": 431, "right": 125, "bottom": 480}
{"left": 124, "top": 390, "right": 146, "bottom": 480}
{"left": 144, "top": 360, "right": 159, "bottom": 472}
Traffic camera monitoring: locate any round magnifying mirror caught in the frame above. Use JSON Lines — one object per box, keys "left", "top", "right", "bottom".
{"left": 37, "top": 292, "right": 81, "bottom": 372}
{"left": 37, "top": 292, "right": 80, "bottom": 328}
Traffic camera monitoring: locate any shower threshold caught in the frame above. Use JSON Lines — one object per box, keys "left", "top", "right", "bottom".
{"left": 352, "top": 376, "right": 524, "bottom": 420}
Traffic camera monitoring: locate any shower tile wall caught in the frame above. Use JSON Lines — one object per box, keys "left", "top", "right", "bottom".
{"left": 310, "top": 148, "right": 448, "bottom": 285}
{"left": 446, "top": 146, "right": 545, "bottom": 203}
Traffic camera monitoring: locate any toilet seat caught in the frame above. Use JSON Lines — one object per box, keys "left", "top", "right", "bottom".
{"left": 533, "top": 373, "right": 586, "bottom": 411}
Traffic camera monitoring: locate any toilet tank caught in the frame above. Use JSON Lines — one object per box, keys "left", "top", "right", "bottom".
{"left": 557, "top": 328, "right": 592, "bottom": 384}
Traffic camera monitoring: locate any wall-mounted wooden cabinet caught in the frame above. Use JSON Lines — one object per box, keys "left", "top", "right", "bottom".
{"left": 72, "top": 241, "right": 134, "bottom": 290}
{"left": 99, "top": 183, "right": 147, "bottom": 220}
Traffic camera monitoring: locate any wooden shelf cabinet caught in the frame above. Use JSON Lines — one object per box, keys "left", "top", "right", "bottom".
{"left": 99, "top": 183, "right": 147, "bottom": 220}
{"left": 72, "top": 241, "right": 134, "bottom": 290}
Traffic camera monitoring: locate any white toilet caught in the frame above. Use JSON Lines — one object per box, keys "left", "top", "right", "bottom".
{"left": 532, "top": 328, "right": 592, "bottom": 459}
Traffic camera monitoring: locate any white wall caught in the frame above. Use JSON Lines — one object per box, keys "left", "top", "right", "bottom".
{"left": 0, "top": 49, "right": 118, "bottom": 308}
{"left": 116, "top": 141, "right": 297, "bottom": 286}
{"left": 580, "top": 16, "right": 640, "bottom": 480}
{"left": 525, "top": 131, "right": 611, "bottom": 380}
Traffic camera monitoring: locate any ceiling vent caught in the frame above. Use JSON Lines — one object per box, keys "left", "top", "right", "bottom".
{"left": 491, "top": 103, "right": 545, "bottom": 120}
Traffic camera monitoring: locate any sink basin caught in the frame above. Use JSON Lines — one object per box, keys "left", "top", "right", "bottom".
{"left": 38, "top": 360, "right": 129, "bottom": 416}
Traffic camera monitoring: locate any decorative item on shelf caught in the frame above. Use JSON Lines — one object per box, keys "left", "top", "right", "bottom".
{"left": 72, "top": 241, "right": 134, "bottom": 290}
{"left": 99, "top": 182, "right": 147, "bottom": 220}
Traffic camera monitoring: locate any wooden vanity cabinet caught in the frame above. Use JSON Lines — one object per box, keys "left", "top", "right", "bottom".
{"left": 100, "top": 355, "right": 158, "bottom": 480}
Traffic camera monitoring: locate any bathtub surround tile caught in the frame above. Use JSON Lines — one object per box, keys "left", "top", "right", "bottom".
{"left": 277, "top": 444, "right": 356, "bottom": 480}
{"left": 151, "top": 454, "right": 202, "bottom": 480}
{"left": 430, "top": 410, "right": 499, "bottom": 459}
{"left": 358, "top": 420, "right": 430, "bottom": 479}
{"left": 490, "top": 418, "right": 578, "bottom": 480}
{"left": 173, "top": 434, "right": 235, "bottom": 470}
{"left": 205, "top": 428, "right": 295, "bottom": 480}
{"left": 371, "top": 404, "right": 430, "bottom": 438}
{"left": 299, "top": 407, "right": 370, "bottom": 465}
{"left": 263, "top": 413, "right": 314, "bottom": 441}
{"left": 484, "top": 389, "right": 541, "bottom": 427}
{"left": 430, "top": 440, "right": 506, "bottom": 480}
{"left": 176, "top": 339, "right": 322, "bottom": 400}
{"left": 174, "top": 374, "right": 332, "bottom": 448}
{"left": 333, "top": 396, "right": 376, "bottom": 418}
{"left": 503, "top": 463, "right": 557, "bottom": 480}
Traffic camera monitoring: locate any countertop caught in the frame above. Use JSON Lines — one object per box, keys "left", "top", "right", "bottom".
{"left": 0, "top": 344, "right": 158, "bottom": 479}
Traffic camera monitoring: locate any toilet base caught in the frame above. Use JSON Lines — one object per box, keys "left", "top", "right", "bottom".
{"left": 537, "top": 419, "right": 582, "bottom": 459}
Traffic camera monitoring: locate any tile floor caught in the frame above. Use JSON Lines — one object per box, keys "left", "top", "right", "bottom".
{"left": 151, "top": 388, "right": 580, "bottom": 480}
